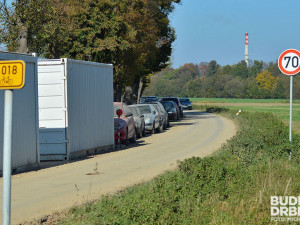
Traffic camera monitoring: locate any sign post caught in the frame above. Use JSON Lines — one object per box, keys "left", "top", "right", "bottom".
{"left": 116, "top": 109, "right": 123, "bottom": 149}
{"left": 0, "top": 60, "right": 25, "bottom": 225}
{"left": 278, "top": 49, "right": 300, "bottom": 160}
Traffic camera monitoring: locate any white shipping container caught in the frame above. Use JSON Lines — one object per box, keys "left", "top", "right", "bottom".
{"left": 0, "top": 52, "right": 40, "bottom": 172}
{"left": 38, "top": 58, "right": 114, "bottom": 160}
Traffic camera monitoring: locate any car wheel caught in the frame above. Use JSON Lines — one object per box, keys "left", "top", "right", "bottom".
{"left": 138, "top": 126, "right": 143, "bottom": 138}
{"left": 151, "top": 122, "right": 155, "bottom": 134}
{"left": 156, "top": 122, "right": 163, "bottom": 133}
{"left": 163, "top": 119, "right": 167, "bottom": 130}
{"left": 124, "top": 129, "right": 129, "bottom": 146}
{"left": 130, "top": 130, "right": 136, "bottom": 143}
{"left": 142, "top": 123, "right": 146, "bottom": 136}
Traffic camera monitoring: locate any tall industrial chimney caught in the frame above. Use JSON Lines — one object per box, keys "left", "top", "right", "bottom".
{"left": 245, "top": 32, "right": 249, "bottom": 67}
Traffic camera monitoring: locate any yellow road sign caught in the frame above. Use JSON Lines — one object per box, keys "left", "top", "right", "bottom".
{"left": 0, "top": 60, "right": 25, "bottom": 89}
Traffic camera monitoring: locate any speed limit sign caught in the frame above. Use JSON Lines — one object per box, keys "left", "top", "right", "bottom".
{"left": 278, "top": 49, "right": 300, "bottom": 75}
{"left": 278, "top": 49, "right": 300, "bottom": 160}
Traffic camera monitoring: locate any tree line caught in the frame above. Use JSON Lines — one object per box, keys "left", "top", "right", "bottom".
{"left": 143, "top": 60, "right": 300, "bottom": 99}
{"left": 0, "top": 0, "right": 181, "bottom": 103}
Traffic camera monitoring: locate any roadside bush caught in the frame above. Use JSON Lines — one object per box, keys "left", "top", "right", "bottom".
{"left": 228, "top": 111, "right": 300, "bottom": 162}
{"left": 203, "top": 105, "right": 228, "bottom": 113}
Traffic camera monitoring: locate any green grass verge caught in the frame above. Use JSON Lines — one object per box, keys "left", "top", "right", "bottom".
{"left": 54, "top": 107, "right": 300, "bottom": 225}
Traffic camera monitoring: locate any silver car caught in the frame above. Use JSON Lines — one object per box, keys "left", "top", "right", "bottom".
{"left": 128, "top": 105, "right": 146, "bottom": 138}
{"left": 149, "top": 102, "right": 169, "bottom": 129}
{"left": 137, "top": 104, "right": 160, "bottom": 134}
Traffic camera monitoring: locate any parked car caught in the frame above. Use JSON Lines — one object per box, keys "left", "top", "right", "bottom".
{"left": 137, "top": 104, "right": 160, "bottom": 134}
{"left": 160, "top": 101, "right": 178, "bottom": 121}
{"left": 114, "top": 102, "right": 136, "bottom": 145}
{"left": 128, "top": 105, "right": 146, "bottom": 138}
{"left": 179, "top": 98, "right": 192, "bottom": 110}
{"left": 140, "top": 96, "right": 159, "bottom": 103}
{"left": 139, "top": 97, "right": 146, "bottom": 104}
{"left": 149, "top": 103, "right": 164, "bottom": 131}
{"left": 149, "top": 102, "right": 169, "bottom": 129}
{"left": 160, "top": 97, "right": 184, "bottom": 118}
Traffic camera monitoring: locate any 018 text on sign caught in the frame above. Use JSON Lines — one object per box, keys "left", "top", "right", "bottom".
{"left": 0, "top": 60, "right": 25, "bottom": 89}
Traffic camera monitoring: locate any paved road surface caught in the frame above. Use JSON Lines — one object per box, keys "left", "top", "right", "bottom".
{"left": 0, "top": 111, "right": 236, "bottom": 224}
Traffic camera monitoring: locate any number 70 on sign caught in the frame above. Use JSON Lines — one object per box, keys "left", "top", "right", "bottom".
{"left": 278, "top": 49, "right": 300, "bottom": 76}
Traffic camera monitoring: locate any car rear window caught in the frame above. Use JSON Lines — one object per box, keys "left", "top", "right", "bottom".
{"left": 138, "top": 105, "right": 151, "bottom": 114}
{"left": 128, "top": 107, "right": 138, "bottom": 116}
{"left": 113, "top": 104, "right": 123, "bottom": 117}
{"left": 180, "top": 99, "right": 190, "bottom": 103}
{"left": 152, "top": 104, "right": 161, "bottom": 112}
{"left": 161, "top": 101, "right": 173, "bottom": 111}
{"left": 161, "top": 98, "right": 179, "bottom": 104}
{"left": 145, "top": 98, "right": 158, "bottom": 103}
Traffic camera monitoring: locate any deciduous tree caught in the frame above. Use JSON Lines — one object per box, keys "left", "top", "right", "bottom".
{"left": 206, "top": 60, "right": 219, "bottom": 77}
{"left": 256, "top": 70, "right": 276, "bottom": 90}
{"left": 0, "top": 0, "right": 181, "bottom": 103}
{"left": 231, "top": 60, "right": 248, "bottom": 78}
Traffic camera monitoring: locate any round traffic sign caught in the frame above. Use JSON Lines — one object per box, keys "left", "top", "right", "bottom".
{"left": 116, "top": 109, "right": 123, "bottom": 117}
{"left": 278, "top": 49, "right": 300, "bottom": 75}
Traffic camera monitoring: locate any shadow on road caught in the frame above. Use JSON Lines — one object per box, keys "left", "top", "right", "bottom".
{"left": 170, "top": 122, "right": 195, "bottom": 127}
{"left": 114, "top": 139, "right": 149, "bottom": 151}
{"left": 23, "top": 110, "right": 216, "bottom": 174}
{"left": 39, "top": 139, "right": 150, "bottom": 171}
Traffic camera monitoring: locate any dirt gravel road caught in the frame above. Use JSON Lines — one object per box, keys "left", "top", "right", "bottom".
{"left": 0, "top": 110, "right": 236, "bottom": 224}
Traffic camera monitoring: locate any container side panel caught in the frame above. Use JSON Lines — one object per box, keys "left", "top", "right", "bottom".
{"left": 38, "top": 96, "right": 65, "bottom": 108}
{"left": 39, "top": 108, "right": 65, "bottom": 127}
{"left": 38, "top": 84, "right": 65, "bottom": 97}
{"left": 38, "top": 64, "right": 66, "bottom": 128}
{"left": 40, "top": 128, "right": 67, "bottom": 154}
{"left": 67, "top": 61, "right": 114, "bottom": 153}
{"left": 38, "top": 62, "right": 67, "bottom": 158}
{"left": 0, "top": 53, "right": 39, "bottom": 169}
{"left": 38, "top": 65, "right": 64, "bottom": 84}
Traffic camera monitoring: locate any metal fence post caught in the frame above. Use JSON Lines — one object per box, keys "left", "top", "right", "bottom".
{"left": 2, "top": 89, "right": 13, "bottom": 225}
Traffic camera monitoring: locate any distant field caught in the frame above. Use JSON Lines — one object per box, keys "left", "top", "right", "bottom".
{"left": 192, "top": 98, "right": 300, "bottom": 133}
{"left": 190, "top": 97, "right": 300, "bottom": 104}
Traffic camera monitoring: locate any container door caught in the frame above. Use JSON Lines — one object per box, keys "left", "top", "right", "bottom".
{"left": 38, "top": 62, "right": 68, "bottom": 160}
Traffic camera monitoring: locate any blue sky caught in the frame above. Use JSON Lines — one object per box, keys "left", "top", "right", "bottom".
{"left": 170, "top": 0, "right": 300, "bottom": 68}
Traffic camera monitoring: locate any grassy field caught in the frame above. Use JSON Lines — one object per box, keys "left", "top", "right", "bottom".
{"left": 189, "top": 97, "right": 300, "bottom": 104}
{"left": 192, "top": 98, "right": 300, "bottom": 133}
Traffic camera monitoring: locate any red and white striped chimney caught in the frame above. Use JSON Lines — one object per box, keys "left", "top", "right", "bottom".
{"left": 245, "top": 32, "right": 249, "bottom": 67}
